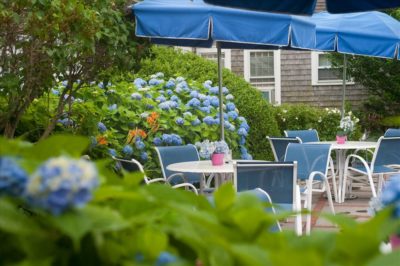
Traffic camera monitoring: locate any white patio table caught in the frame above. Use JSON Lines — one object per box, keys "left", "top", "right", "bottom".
{"left": 167, "top": 160, "right": 234, "bottom": 189}
{"left": 309, "top": 141, "right": 377, "bottom": 203}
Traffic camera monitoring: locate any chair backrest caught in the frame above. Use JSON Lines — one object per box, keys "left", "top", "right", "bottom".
{"left": 384, "top": 128, "right": 400, "bottom": 137}
{"left": 267, "top": 136, "right": 301, "bottom": 162}
{"left": 371, "top": 136, "right": 400, "bottom": 170}
{"left": 154, "top": 144, "right": 203, "bottom": 184}
{"left": 284, "top": 129, "right": 319, "bottom": 143}
{"left": 234, "top": 161, "right": 297, "bottom": 210}
{"left": 284, "top": 143, "right": 331, "bottom": 181}
{"left": 112, "top": 156, "right": 148, "bottom": 183}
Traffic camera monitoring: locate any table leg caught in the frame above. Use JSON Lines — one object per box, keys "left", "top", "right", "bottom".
{"left": 336, "top": 150, "right": 345, "bottom": 203}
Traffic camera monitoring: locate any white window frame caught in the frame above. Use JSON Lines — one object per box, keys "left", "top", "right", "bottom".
{"left": 196, "top": 47, "right": 231, "bottom": 70}
{"left": 243, "top": 50, "right": 281, "bottom": 104}
{"left": 311, "top": 51, "right": 354, "bottom": 86}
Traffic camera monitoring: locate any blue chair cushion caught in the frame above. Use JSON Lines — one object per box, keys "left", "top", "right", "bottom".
{"left": 350, "top": 164, "right": 398, "bottom": 174}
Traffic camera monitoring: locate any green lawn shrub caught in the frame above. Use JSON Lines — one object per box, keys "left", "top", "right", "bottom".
{"left": 138, "top": 46, "right": 279, "bottom": 160}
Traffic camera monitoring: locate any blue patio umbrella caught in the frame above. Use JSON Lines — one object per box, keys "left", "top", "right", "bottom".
{"left": 204, "top": 0, "right": 400, "bottom": 15}
{"left": 311, "top": 11, "right": 400, "bottom": 117}
{"left": 133, "top": 0, "right": 316, "bottom": 141}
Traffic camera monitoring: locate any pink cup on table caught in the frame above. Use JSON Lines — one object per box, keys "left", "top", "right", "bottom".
{"left": 211, "top": 153, "right": 224, "bottom": 166}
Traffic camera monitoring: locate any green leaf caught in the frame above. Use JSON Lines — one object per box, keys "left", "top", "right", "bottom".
{"left": 367, "top": 251, "right": 400, "bottom": 266}
{"left": 214, "top": 184, "right": 235, "bottom": 211}
{"left": 137, "top": 226, "right": 168, "bottom": 259}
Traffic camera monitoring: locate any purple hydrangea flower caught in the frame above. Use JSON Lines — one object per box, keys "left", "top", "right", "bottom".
{"left": 25, "top": 157, "right": 99, "bottom": 215}
{"left": 97, "top": 122, "right": 107, "bottom": 133}
{"left": 0, "top": 157, "right": 28, "bottom": 196}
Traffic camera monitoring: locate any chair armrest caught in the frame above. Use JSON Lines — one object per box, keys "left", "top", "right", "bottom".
{"left": 206, "top": 173, "right": 215, "bottom": 188}
{"left": 166, "top": 173, "right": 188, "bottom": 183}
{"left": 309, "top": 171, "right": 326, "bottom": 182}
{"left": 146, "top": 178, "right": 167, "bottom": 184}
{"left": 172, "top": 183, "right": 199, "bottom": 195}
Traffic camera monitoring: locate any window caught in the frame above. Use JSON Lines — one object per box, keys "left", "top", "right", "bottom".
{"left": 311, "top": 52, "right": 353, "bottom": 85}
{"left": 244, "top": 50, "right": 281, "bottom": 104}
{"left": 195, "top": 48, "right": 231, "bottom": 69}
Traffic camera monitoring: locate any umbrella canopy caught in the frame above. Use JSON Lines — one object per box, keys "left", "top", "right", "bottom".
{"left": 134, "top": 0, "right": 316, "bottom": 50}
{"left": 133, "top": 0, "right": 316, "bottom": 141}
{"left": 311, "top": 11, "right": 400, "bottom": 117}
{"left": 204, "top": 0, "right": 400, "bottom": 15}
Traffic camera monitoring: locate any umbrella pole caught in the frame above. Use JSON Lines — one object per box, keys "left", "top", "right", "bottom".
{"left": 217, "top": 42, "right": 225, "bottom": 141}
{"left": 341, "top": 54, "right": 347, "bottom": 119}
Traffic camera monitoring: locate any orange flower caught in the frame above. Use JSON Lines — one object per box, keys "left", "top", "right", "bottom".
{"left": 147, "top": 112, "right": 159, "bottom": 125}
{"left": 96, "top": 136, "right": 108, "bottom": 145}
{"left": 127, "top": 128, "right": 147, "bottom": 144}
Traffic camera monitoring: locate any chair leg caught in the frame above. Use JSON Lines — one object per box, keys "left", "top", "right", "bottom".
{"left": 377, "top": 174, "right": 385, "bottom": 196}
{"left": 305, "top": 179, "right": 313, "bottom": 235}
{"left": 295, "top": 185, "right": 302, "bottom": 236}
{"left": 325, "top": 179, "right": 335, "bottom": 215}
{"left": 368, "top": 173, "right": 377, "bottom": 198}
{"left": 341, "top": 168, "right": 348, "bottom": 203}
{"left": 329, "top": 158, "right": 338, "bottom": 201}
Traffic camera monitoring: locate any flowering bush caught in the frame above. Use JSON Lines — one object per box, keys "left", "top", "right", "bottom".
{"left": 275, "top": 104, "right": 362, "bottom": 141}
{"left": 23, "top": 73, "right": 251, "bottom": 175}
{"left": 195, "top": 140, "right": 231, "bottom": 159}
{"left": 370, "top": 174, "right": 400, "bottom": 219}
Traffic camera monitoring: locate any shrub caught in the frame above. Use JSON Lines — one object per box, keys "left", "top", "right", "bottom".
{"left": 274, "top": 104, "right": 362, "bottom": 141}
{"left": 138, "top": 46, "right": 279, "bottom": 160}
{"left": 19, "top": 73, "right": 252, "bottom": 176}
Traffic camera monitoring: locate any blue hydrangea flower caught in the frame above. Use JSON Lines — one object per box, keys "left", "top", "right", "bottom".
{"left": 210, "top": 96, "right": 219, "bottom": 107}
{"left": 144, "top": 92, "right": 152, "bottom": 99}
{"left": 166, "top": 89, "right": 174, "bottom": 96}
{"left": 202, "top": 99, "right": 211, "bottom": 107}
{"left": 108, "top": 104, "right": 117, "bottom": 111}
{"left": 186, "top": 98, "right": 201, "bottom": 108}
{"left": 241, "top": 153, "right": 253, "bottom": 160}
{"left": 108, "top": 149, "right": 117, "bottom": 157}
{"left": 146, "top": 104, "right": 154, "bottom": 110}
{"left": 158, "top": 101, "right": 177, "bottom": 110}
{"left": 153, "top": 137, "right": 162, "bottom": 146}
{"left": 61, "top": 80, "right": 68, "bottom": 87}
{"left": 149, "top": 78, "right": 163, "bottom": 86}
{"left": 203, "top": 116, "right": 215, "bottom": 125}
{"left": 203, "top": 80, "right": 212, "bottom": 89}
{"left": 240, "top": 121, "right": 250, "bottom": 131}
{"left": 58, "top": 118, "right": 74, "bottom": 127}
{"left": 97, "top": 122, "right": 107, "bottom": 133}
{"left": 238, "top": 116, "right": 246, "bottom": 122}
{"left": 226, "top": 102, "right": 236, "bottom": 112}
{"left": 381, "top": 174, "right": 400, "bottom": 218}
{"left": 63, "top": 94, "right": 74, "bottom": 101}
{"left": 162, "top": 134, "right": 172, "bottom": 144}
{"left": 170, "top": 95, "right": 179, "bottom": 102}
{"left": 238, "top": 127, "right": 248, "bottom": 136}
{"left": 131, "top": 93, "right": 142, "bottom": 100}
{"left": 226, "top": 94, "right": 234, "bottom": 100}
{"left": 214, "top": 117, "right": 220, "bottom": 125}
{"left": 240, "top": 146, "right": 248, "bottom": 154}
{"left": 175, "top": 117, "right": 184, "bottom": 125}
{"left": 228, "top": 111, "right": 239, "bottom": 120}
{"left": 122, "top": 145, "right": 133, "bottom": 155}
{"left": 90, "top": 136, "right": 97, "bottom": 147}
{"left": 135, "top": 141, "right": 145, "bottom": 150}
{"left": 0, "top": 157, "right": 28, "bottom": 197}
{"left": 239, "top": 136, "right": 246, "bottom": 145}
{"left": 140, "top": 152, "right": 148, "bottom": 161}
{"left": 165, "top": 80, "right": 175, "bottom": 89}
{"left": 98, "top": 82, "right": 111, "bottom": 89}
{"left": 176, "top": 77, "right": 185, "bottom": 83}
{"left": 222, "top": 87, "right": 229, "bottom": 94}
{"left": 156, "top": 252, "right": 177, "bottom": 266}
{"left": 154, "top": 72, "right": 164, "bottom": 78}
{"left": 190, "top": 90, "right": 199, "bottom": 98}
{"left": 158, "top": 90, "right": 165, "bottom": 95}
{"left": 140, "top": 112, "right": 149, "bottom": 119}
{"left": 199, "top": 106, "right": 211, "bottom": 114}
{"left": 156, "top": 95, "right": 166, "bottom": 103}
{"left": 209, "top": 86, "right": 219, "bottom": 95}
{"left": 74, "top": 98, "right": 84, "bottom": 103}
{"left": 134, "top": 78, "right": 147, "bottom": 88}
{"left": 183, "top": 112, "right": 192, "bottom": 117}
{"left": 198, "top": 93, "right": 207, "bottom": 101}
{"left": 175, "top": 87, "right": 183, "bottom": 94}
{"left": 224, "top": 121, "right": 233, "bottom": 129}
{"left": 25, "top": 157, "right": 99, "bottom": 215}
{"left": 171, "top": 134, "right": 183, "bottom": 145}
{"left": 191, "top": 118, "right": 201, "bottom": 126}
{"left": 229, "top": 124, "right": 235, "bottom": 132}
{"left": 178, "top": 81, "right": 189, "bottom": 91}
{"left": 51, "top": 88, "right": 60, "bottom": 95}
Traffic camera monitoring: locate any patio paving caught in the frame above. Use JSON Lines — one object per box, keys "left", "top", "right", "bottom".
{"left": 281, "top": 184, "right": 372, "bottom": 232}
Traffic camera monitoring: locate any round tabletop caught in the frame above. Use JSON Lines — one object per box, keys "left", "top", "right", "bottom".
{"left": 167, "top": 160, "right": 234, "bottom": 174}
{"left": 314, "top": 141, "right": 377, "bottom": 150}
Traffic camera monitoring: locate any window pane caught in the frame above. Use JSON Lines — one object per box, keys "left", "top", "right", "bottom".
{"left": 250, "top": 51, "right": 274, "bottom": 78}
{"left": 199, "top": 52, "right": 225, "bottom": 66}
{"left": 318, "top": 68, "right": 341, "bottom": 80}
{"left": 261, "top": 91, "right": 270, "bottom": 102}
{"left": 318, "top": 54, "right": 331, "bottom": 67}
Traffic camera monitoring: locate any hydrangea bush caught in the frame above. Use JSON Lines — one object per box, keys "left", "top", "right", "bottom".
{"left": 25, "top": 73, "right": 252, "bottom": 175}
